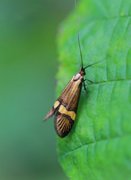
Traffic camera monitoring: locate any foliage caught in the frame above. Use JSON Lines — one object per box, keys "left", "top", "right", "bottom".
{"left": 57, "top": 0, "right": 131, "bottom": 179}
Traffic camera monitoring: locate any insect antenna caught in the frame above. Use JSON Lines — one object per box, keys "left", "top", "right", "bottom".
{"left": 84, "top": 60, "right": 104, "bottom": 70}
{"left": 75, "top": 0, "right": 105, "bottom": 71}
{"left": 75, "top": 0, "right": 84, "bottom": 69}
{"left": 77, "top": 33, "right": 84, "bottom": 69}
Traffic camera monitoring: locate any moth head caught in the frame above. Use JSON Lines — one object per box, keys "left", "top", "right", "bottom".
{"left": 79, "top": 67, "right": 86, "bottom": 77}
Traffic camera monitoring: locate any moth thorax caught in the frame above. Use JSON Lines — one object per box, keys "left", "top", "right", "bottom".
{"left": 73, "top": 73, "right": 83, "bottom": 81}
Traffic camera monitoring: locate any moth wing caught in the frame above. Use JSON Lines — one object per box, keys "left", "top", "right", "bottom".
{"left": 54, "top": 80, "right": 82, "bottom": 137}
{"left": 45, "top": 76, "right": 82, "bottom": 125}
{"left": 56, "top": 73, "right": 82, "bottom": 111}
{"left": 44, "top": 100, "right": 61, "bottom": 120}
{"left": 64, "top": 81, "right": 82, "bottom": 112}
{"left": 44, "top": 80, "right": 76, "bottom": 121}
{"left": 55, "top": 114, "right": 74, "bottom": 138}
{"left": 44, "top": 108, "right": 56, "bottom": 120}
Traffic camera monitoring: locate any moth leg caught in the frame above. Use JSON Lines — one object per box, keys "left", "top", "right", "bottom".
{"left": 87, "top": 79, "right": 94, "bottom": 84}
{"left": 83, "top": 79, "right": 94, "bottom": 92}
{"left": 83, "top": 79, "right": 87, "bottom": 92}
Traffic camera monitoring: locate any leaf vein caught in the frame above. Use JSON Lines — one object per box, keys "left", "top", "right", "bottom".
{"left": 88, "top": 78, "right": 131, "bottom": 86}
{"left": 60, "top": 133, "right": 131, "bottom": 158}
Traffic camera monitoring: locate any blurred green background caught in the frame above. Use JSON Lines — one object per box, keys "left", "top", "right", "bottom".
{"left": 0, "top": 0, "right": 73, "bottom": 179}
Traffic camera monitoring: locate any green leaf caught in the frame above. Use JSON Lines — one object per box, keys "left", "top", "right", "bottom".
{"left": 56, "top": 0, "right": 131, "bottom": 179}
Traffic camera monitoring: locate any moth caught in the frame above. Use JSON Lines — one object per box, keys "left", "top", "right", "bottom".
{"left": 44, "top": 34, "right": 102, "bottom": 138}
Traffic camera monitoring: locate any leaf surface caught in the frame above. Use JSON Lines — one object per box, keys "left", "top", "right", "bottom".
{"left": 57, "top": 0, "right": 131, "bottom": 179}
